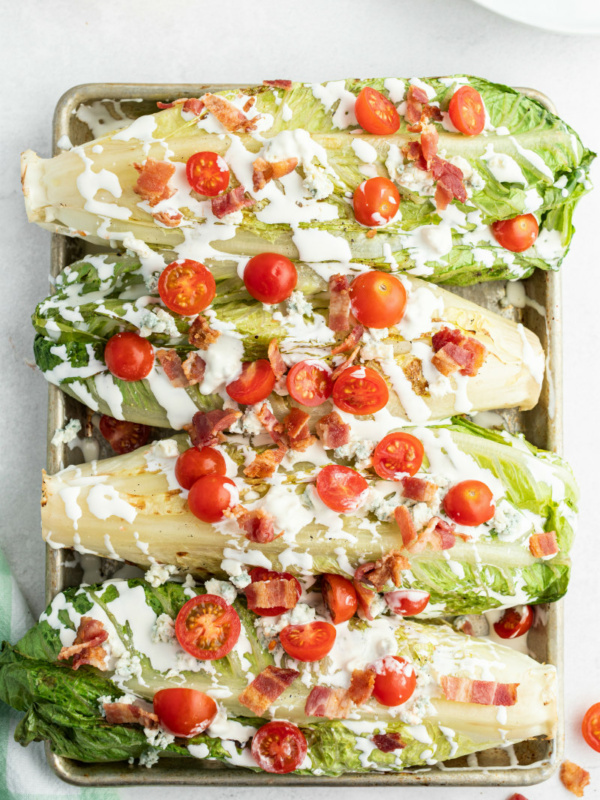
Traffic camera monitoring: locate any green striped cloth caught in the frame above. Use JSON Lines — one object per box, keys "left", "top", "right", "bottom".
{"left": 0, "top": 549, "right": 120, "bottom": 799}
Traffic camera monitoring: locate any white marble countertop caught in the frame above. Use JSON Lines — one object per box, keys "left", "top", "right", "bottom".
{"left": 1, "top": 0, "right": 599, "bottom": 797}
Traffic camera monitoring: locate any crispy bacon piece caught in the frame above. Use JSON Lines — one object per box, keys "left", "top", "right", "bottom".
{"left": 560, "top": 761, "right": 590, "bottom": 797}
{"left": 431, "top": 327, "right": 487, "bottom": 378}
{"left": 347, "top": 669, "right": 375, "bottom": 705}
{"left": 252, "top": 157, "right": 298, "bottom": 191}
{"left": 420, "top": 123, "right": 439, "bottom": 168}
{"left": 434, "top": 182, "right": 454, "bottom": 212}
{"left": 402, "top": 476, "right": 437, "bottom": 503}
{"left": 331, "top": 346, "right": 360, "bottom": 381}
{"left": 263, "top": 80, "right": 293, "bottom": 91}
{"left": 305, "top": 686, "right": 351, "bottom": 719}
{"left": 201, "top": 93, "right": 257, "bottom": 132}
{"left": 58, "top": 617, "right": 108, "bottom": 671}
{"left": 186, "top": 409, "right": 242, "bottom": 447}
{"left": 239, "top": 666, "right": 299, "bottom": 715}
{"left": 407, "top": 516, "right": 456, "bottom": 553}
{"left": 256, "top": 403, "right": 285, "bottom": 444}
{"left": 157, "top": 349, "right": 188, "bottom": 388}
{"left": 282, "top": 407, "right": 315, "bottom": 451}
{"left": 529, "top": 531, "right": 559, "bottom": 558}
{"left": 440, "top": 676, "right": 519, "bottom": 706}
{"left": 244, "top": 97, "right": 256, "bottom": 113}
{"left": 133, "top": 158, "right": 176, "bottom": 207}
{"left": 211, "top": 186, "right": 255, "bottom": 219}
{"left": 244, "top": 578, "right": 299, "bottom": 609}
{"left": 354, "top": 550, "right": 409, "bottom": 592}
{"left": 226, "top": 505, "right": 279, "bottom": 543}
{"left": 331, "top": 324, "right": 364, "bottom": 356}
{"left": 394, "top": 505, "right": 418, "bottom": 549}
{"left": 157, "top": 98, "right": 205, "bottom": 116}
{"left": 153, "top": 210, "right": 183, "bottom": 227}
{"left": 104, "top": 702, "right": 159, "bottom": 729}
{"left": 405, "top": 85, "right": 429, "bottom": 125}
{"left": 402, "top": 141, "right": 427, "bottom": 171}
{"left": 316, "top": 411, "right": 351, "bottom": 449}
{"left": 431, "top": 156, "right": 467, "bottom": 208}
{"left": 244, "top": 445, "right": 288, "bottom": 478}
{"left": 373, "top": 732, "right": 405, "bottom": 753}
{"left": 353, "top": 579, "right": 376, "bottom": 621}
{"left": 328, "top": 274, "right": 351, "bottom": 332}
{"left": 188, "top": 315, "right": 220, "bottom": 350}
{"left": 181, "top": 352, "right": 206, "bottom": 386}
{"left": 267, "top": 339, "right": 287, "bottom": 381}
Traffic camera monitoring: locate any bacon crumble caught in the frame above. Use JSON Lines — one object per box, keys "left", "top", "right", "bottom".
{"left": 431, "top": 326, "right": 487, "bottom": 378}
{"left": 156, "top": 349, "right": 189, "bottom": 388}
{"left": 252, "top": 157, "right": 298, "bottom": 191}
{"left": 211, "top": 186, "right": 255, "bottom": 219}
{"left": 440, "top": 675, "right": 519, "bottom": 706}
{"left": 354, "top": 550, "right": 410, "bottom": 592}
{"left": 331, "top": 325, "right": 364, "bottom": 356}
{"left": 133, "top": 158, "right": 176, "bottom": 207}
{"left": 560, "top": 761, "right": 590, "bottom": 797}
{"left": 267, "top": 339, "right": 287, "bottom": 381}
{"left": 201, "top": 93, "right": 257, "bottom": 133}
{"left": 58, "top": 617, "right": 108, "bottom": 671}
{"left": 225, "top": 505, "right": 279, "bottom": 543}
{"left": 239, "top": 666, "right": 300, "bottom": 715}
{"left": 244, "top": 578, "right": 298, "bottom": 609}
{"left": 529, "top": 531, "right": 559, "bottom": 558}
{"left": 244, "top": 445, "right": 288, "bottom": 478}
{"left": 188, "top": 315, "right": 220, "bottom": 350}
{"left": 181, "top": 352, "right": 206, "bottom": 386}
{"left": 186, "top": 409, "right": 242, "bottom": 447}
{"left": 316, "top": 411, "right": 351, "bottom": 449}
{"left": 328, "top": 274, "right": 352, "bottom": 332}
{"left": 263, "top": 80, "right": 293, "bottom": 91}
{"left": 372, "top": 732, "right": 405, "bottom": 753}
{"left": 103, "top": 702, "right": 159, "bottom": 729}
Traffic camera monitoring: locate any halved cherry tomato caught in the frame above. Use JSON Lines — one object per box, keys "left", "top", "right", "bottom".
{"left": 349, "top": 272, "right": 407, "bottom": 329}
{"left": 251, "top": 721, "right": 307, "bottom": 774}
{"left": 372, "top": 432, "right": 424, "bottom": 479}
{"left": 243, "top": 253, "right": 298, "bottom": 305}
{"left": 492, "top": 214, "right": 539, "bottom": 253}
{"left": 355, "top": 87, "right": 400, "bottom": 135}
{"left": 153, "top": 688, "right": 217, "bottom": 737}
{"left": 316, "top": 464, "right": 368, "bottom": 513}
{"left": 226, "top": 360, "right": 276, "bottom": 405}
{"left": 353, "top": 177, "right": 400, "bottom": 227}
{"left": 443, "top": 480, "right": 495, "bottom": 526}
{"left": 322, "top": 574, "right": 358, "bottom": 624}
{"left": 448, "top": 86, "right": 485, "bottom": 136}
{"left": 280, "top": 621, "right": 336, "bottom": 662}
{"left": 158, "top": 259, "right": 216, "bottom": 316}
{"left": 372, "top": 656, "right": 417, "bottom": 707}
{"left": 333, "top": 366, "right": 389, "bottom": 415}
{"left": 175, "top": 446, "right": 226, "bottom": 490}
{"left": 493, "top": 605, "right": 534, "bottom": 639}
{"left": 187, "top": 474, "right": 237, "bottom": 522}
{"left": 287, "top": 360, "right": 333, "bottom": 407}
{"left": 247, "top": 567, "right": 302, "bottom": 617}
{"left": 99, "top": 415, "right": 150, "bottom": 454}
{"left": 384, "top": 589, "right": 430, "bottom": 616}
{"left": 582, "top": 703, "right": 600, "bottom": 753}
{"left": 104, "top": 331, "right": 154, "bottom": 381}
{"left": 186, "top": 151, "right": 230, "bottom": 197}
{"left": 175, "top": 594, "right": 241, "bottom": 661}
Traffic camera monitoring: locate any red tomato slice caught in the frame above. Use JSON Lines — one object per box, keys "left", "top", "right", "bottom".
{"left": 493, "top": 605, "right": 534, "bottom": 639}
{"left": 582, "top": 703, "right": 600, "bottom": 753}
{"left": 371, "top": 655, "right": 416, "bottom": 707}
{"left": 226, "top": 360, "right": 276, "bottom": 405}
{"left": 372, "top": 432, "right": 424, "bottom": 479}
{"left": 175, "top": 446, "right": 226, "bottom": 490}
{"left": 384, "top": 589, "right": 430, "bottom": 616}
{"left": 492, "top": 214, "right": 539, "bottom": 253}
{"left": 353, "top": 177, "right": 400, "bottom": 227}
{"left": 175, "top": 594, "right": 240, "bottom": 661}
{"left": 153, "top": 688, "right": 217, "bottom": 737}
{"left": 443, "top": 480, "right": 495, "bottom": 526}
{"left": 243, "top": 253, "right": 298, "bottom": 304}
{"left": 158, "top": 260, "right": 216, "bottom": 316}
{"left": 448, "top": 86, "right": 485, "bottom": 136}
{"left": 322, "top": 574, "right": 358, "bottom": 624}
{"left": 349, "top": 272, "right": 407, "bottom": 328}
{"left": 247, "top": 567, "right": 302, "bottom": 617}
{"left": 251, "top": 721, "right": 307, "bottom": 774}
{"left": 104, "top": 331, "right": 154, "bottom": 382}
{"left": 355, "top": 87, "right": 400, "bottom": 135}
{"left": 99, "top": 415, "right": 150, "bottom": 454}
{"left": 280, "top": 621, "right": 336, "bottom": 662}
{"left": 186, "top": 151, "right": 230, "bottom": 197}
{"left": 316, "top": 464, "right": 369, "bottom": 513}
{"left": 187, "top": 474, "right": 237, "bottom": 522}
{"left": 332, "top": 366, "right": 389, "bottom": 415}
{"left": 287, "top": 361, "right": 333, "bottom": 407}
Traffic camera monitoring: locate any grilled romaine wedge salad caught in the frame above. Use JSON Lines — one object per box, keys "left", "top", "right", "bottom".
{"left": 33, "top": 253, "right": 543, "bottom": 429}
{"left": 22, "top": 77, "right": 593, "bottom": 285}
{"left": 41, "top": 417, "right": 577, "bottom": 616}
{"left": 0, "top": 578, "right": 557, "bottom": 774}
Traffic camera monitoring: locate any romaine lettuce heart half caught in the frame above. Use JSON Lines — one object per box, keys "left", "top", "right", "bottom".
{"left": 0, "top": 578, "right": 556, "bottom": 774}
{"left": 21, "top": 77, "right": 593, "bottom": 285}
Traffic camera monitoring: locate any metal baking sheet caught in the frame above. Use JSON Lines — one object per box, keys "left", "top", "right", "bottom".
{"left": 43, "top": 83, "right": 563, "bottom": 787}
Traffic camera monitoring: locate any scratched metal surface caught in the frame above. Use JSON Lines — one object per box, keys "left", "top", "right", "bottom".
{"left": 43, "top": 83, "right": 563, "bottom": 787}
